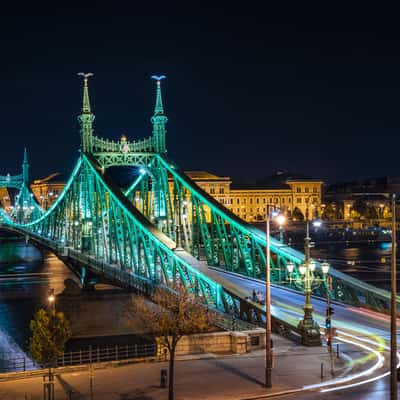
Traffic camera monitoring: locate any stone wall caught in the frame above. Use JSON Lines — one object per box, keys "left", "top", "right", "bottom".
{"left": 157, "top": 329, "right": 266, "bottom": 357}
{"left": 56, "top": 281, "right": 150, "bottom": 337}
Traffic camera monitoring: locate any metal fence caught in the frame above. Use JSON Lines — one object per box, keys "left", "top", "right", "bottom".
{"left": 0, "top": 342, "right": 156, "bottom": 373}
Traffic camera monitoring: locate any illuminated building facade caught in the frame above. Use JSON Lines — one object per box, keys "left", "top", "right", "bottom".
{"left": 30, "top": 173, "right": 65, "bottom": 209}
{"left": 31, "top": 170, "right": 323, "bottom": 221}
{"left": 185, "top": 171, "right": 323, "bottom": 222}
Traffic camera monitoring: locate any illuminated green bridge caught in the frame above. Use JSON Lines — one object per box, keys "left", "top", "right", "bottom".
{"left": 0, "top": 74, "right": 397, "bottom": 334}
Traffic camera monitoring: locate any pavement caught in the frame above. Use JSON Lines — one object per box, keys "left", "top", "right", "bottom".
{"left": 0, "top": 333, "right": 377, "bottom": 400}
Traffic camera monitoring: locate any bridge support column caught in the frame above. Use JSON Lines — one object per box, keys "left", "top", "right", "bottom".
{"left": 80, "top": 266, "right": 96, "bottom": 291}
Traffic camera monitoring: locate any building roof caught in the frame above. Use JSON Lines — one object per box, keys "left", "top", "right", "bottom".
{"left": 32, "top": 172, "right": 66, "bottom": 185}
{"left": 184, "top": 170, "right": 231, "bottom": 182}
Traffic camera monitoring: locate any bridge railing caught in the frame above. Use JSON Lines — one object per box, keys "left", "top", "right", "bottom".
{"left": 152, "top": 154, "right": 399, "bottom": 313}
{"left": 0, "top": 343, "right": 156, "bottom": 373}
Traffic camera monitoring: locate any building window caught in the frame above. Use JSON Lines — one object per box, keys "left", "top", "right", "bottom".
{"left": 274, "top": 198, "right": 278, "bottom": 204}
{"left": 269, "top": 197, "right": 273, "bottom": 203}
{"left": 237, "top": 199, "right": 240, "bottom": 204}
{"left": 219, "top": 187, "right": 224, "bottom": 194}
{"left": 296, "top": 188, "right": 301, "bottom": 193}
{"left": 282, "top": 198, "right": 285, "bottom": 204}
{"left": 305, "top": 187, "right": 309, "bottom": 193}
{"left": 250, "top": 198, "right": 253, "bottom": 204}
{"left": 289, "top": 198, "right": 292, "bottom": 203}
{"left": 313, "top": 187, "right": 318, "bottom": 193}
{"left": 243, "top": 199, "right": 246, "bottom": 204}
{"left": 210, "top": 187, "right": 215, "bottom": 194}
{"left": 250, "top": 208, "right": 253, "bottom": 213}
{"left": 256, "top": 198, "right": 259, "bottom": 204}
{"left": 297, "top": 198, "right": 302, "bottom": 204}
{"left": 263, "top": 198, "right": 266, "bottom": 204}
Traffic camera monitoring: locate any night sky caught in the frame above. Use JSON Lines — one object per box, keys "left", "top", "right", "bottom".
{"left": 0, "top": 3, "right": 400, "bottom": 184}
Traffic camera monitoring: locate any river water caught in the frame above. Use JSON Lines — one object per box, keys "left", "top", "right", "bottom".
{"left": 0, "top": 231, "right": 397, "bottom": 362}
{"left": 0, "top": 236, "right": 76, "bottom": 362}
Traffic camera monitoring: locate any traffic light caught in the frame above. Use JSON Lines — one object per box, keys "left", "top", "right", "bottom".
{"left": 326, "top": 336, "right": 332, "bottom": 348}
{"left": 326, "top": 306, "right": 334, "bottom": 317}
{"left": 325, "top": 318, "right": 331, "bottom": 330}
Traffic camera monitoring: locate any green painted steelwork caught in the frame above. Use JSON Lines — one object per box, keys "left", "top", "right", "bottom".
{"left": 2, "top": 154, "right": 245, "bottom": 317}
{"left": 0, "top": 148, "right": 43, "bottom": 223}
{"left": 125, "top": 153, "right": 399, "bottom": 312}
{"left": 1, "top": 73, "right": 398, "bottom": 323}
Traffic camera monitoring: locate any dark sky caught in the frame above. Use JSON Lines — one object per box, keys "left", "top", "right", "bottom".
{"left": 0, "top": 3, "right": 399, "bottom": 184}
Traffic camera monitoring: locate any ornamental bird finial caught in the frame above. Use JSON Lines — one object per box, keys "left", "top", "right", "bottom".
{"left": 78, "top": 72, "right": 94, "bottom": 80}
{"left": 151, "top": 75, "right": 166, "bottom": 82}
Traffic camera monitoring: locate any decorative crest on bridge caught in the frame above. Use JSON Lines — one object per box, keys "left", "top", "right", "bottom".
{"left": 78, "top": 72, "right": 94, "bottom": 114}
{"left": 151, "top": 75, "right": 168, "bottom": 154}
{"left": 22, "top": 147, "right": 29, "bottom": 184}
{"left": 77, "top": 72, "right": 95, "bottom": 152}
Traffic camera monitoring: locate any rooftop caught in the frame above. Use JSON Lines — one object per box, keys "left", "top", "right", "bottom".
{"left": 184, "top": 171, "right": 231, "bottom": 182}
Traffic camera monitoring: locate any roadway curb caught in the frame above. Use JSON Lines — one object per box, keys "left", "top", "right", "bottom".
{"left": 240, "top": 388, "right": 306, "bottom": 399}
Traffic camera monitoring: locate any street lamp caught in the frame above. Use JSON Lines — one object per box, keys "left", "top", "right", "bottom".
{"left": 390, "top": 194, "right": 397, "bottom": 400}
{"left": 265, "top": 205, "right": 285, "bottom": 388}
{"left": 276, "top": 214, "right": 286, "bottom": 243}
{"left": 297, "top": 217, "right": 325, "bottom": 346}
{"left": 48, "top": 288, "right": 55, "bottom": 312}
{"left": 287, "top": 258, "right": 330, "bottom": 347}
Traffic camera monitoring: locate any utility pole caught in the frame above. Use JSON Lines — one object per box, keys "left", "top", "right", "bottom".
{"left": 265, "top": 205, "right": 272, "bottom": 388}
{"left": 391, "top": 193, "right": 397, "bottom": 400}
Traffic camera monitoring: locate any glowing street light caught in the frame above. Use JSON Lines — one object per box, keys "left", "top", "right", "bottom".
{"left": 321, "top": 261, "right": 330, "bottom": 275}
{"left": 276, "top": 214, "right": 286, "bottom": 242}
{"left": 297, "top": 213, "right": 324, "bottom": 346}
{"left": 265, "top": 205, "right": 285, "bottom": 388}
{"left": 48, "top": 288, "right": 55, "bottom": 311}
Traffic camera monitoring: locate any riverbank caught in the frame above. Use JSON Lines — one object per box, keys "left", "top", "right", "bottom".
{"left": 0, "top": 333, "right": 377, "bottom": 400}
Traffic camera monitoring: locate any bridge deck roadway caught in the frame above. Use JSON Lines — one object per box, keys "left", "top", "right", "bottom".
{"left": 214, "top": 269, "right": 397, "bottom": 342}
{"left": 176, "top": 246, "right": 398, "bottom": 342}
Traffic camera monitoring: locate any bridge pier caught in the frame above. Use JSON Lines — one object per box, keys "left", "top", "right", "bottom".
{"left": 80, "top": 266, "right": 97, "bottom": 291}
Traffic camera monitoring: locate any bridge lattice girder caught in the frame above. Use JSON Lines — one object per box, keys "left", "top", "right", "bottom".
{"left": 2, "top": 154, "right": 248, "bottom": 318}
{"left": 123, "top": 154, "right": 399, "bottom": 312}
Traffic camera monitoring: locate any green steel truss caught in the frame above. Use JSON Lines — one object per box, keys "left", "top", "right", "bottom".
{"left": 2, "top": 154, "right": 244, "bottom": 317}
{"left": 123, "top": 154, "right": 399, "bottom": 312}
{"left": 1, "top": 73, "right": 397, "bottom": 325}
{"left": 0, "top": 148, "right": 43, "bottom": 223}
{"left": 82, "top": 74, "right": 399, "bottom": 313}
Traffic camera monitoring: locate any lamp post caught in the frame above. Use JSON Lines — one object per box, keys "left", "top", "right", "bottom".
{"left": 48, "top": 288, "right": 55, "bottom": 312}
{"left": 276, "top": 214, "right": 285, "bottom": 243}
{"left": 264, "top": 205, "right": 285, "bottom": 388}
{"left": 297, "top": 215, "right": 323, "bottom": 346}
{"left": 265, "top": 204, "right": 273, "bottom": 388}
{"left": 390, "top": 194, "right": 397, "bottom": 400}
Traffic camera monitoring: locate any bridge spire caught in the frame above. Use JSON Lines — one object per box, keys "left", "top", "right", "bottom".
{"left": 22, "top": 147, "right": 29, "bottom": 184}
{"left": 151, "top": 75, "right": 168, "bottom": 153}
{"left": 77, "top": 72, "right": 95, "bottom": 153}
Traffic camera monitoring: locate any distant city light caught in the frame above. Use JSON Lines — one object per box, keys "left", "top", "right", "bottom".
{"left": 312, "top": 219, "right": 322, "bottom": 228}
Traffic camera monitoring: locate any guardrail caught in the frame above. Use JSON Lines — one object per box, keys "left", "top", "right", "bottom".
{"left": 0, "top": 343, "right": 156, "bottom": 373}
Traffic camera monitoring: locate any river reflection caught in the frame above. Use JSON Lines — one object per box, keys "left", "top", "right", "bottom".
{"left": 310, "top": 240, "right": 396, "bottom": 291}
{"left": 0, "top": 233, "right": 397, "bottom": 360}
{"left": 0, "top": 238, "right": 76, "bottom": 359}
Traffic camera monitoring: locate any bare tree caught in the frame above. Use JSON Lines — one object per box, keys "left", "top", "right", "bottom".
{"left": 132, "top": 284, "right": 217, "bottom": 400}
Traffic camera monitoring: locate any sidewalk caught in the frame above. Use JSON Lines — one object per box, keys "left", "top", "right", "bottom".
{"left": 0, "top": 334, "right": 370, "bottom": 400}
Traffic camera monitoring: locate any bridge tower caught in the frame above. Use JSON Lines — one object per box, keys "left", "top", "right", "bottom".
{"left": 78, "top": 73, "right": 94, "bottom": 153}
{"left": 151, "top": 76, "right": 168, "bottom": 154}
{"left": 22, "top": 147, "right": 29, "bottom": 184}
